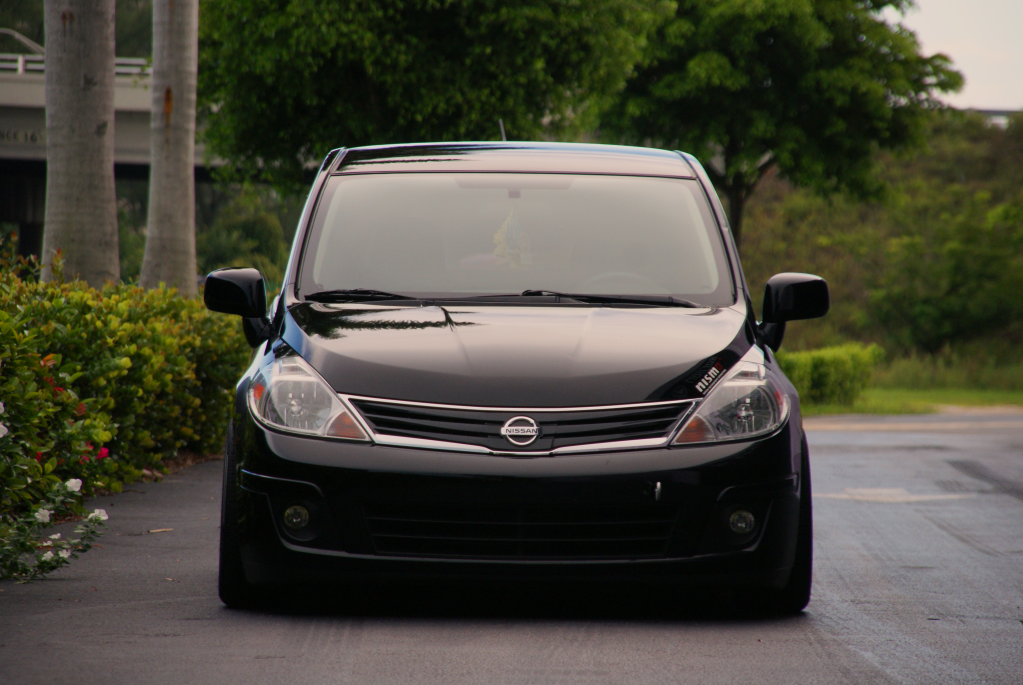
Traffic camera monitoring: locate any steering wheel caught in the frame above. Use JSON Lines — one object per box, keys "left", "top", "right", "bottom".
{"left": 576, "top": 271, "right": 665, "bottom": 293}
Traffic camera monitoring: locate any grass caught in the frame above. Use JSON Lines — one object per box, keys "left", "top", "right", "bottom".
{"left": 801, "top": 387, "right": 1023, "bottom": 417}
{"left": 871, "top": 355, "right": 1023, "bottom": 392}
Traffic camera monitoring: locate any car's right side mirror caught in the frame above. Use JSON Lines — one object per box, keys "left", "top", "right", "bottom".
{"left": 759, "top": 273, "right": 830, "bottom": 351}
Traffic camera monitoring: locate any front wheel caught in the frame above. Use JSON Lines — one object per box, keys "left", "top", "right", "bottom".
{"left": 218, "top": 421, "right": 261, "bottom": 609}
{"left": 740, "top": 439, "right": 813, "bottom": 615}
{"left": 773, "top": 439, "right": 813, "bottom": 613}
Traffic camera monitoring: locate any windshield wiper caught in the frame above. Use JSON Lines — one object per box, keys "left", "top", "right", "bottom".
{"left": 305, "top": 288, "right": 416, "bottom": 302}
{"left": 519, "top": 290, "right": 703, "bottom": 308}
{"left": 305, "top": 289, "right": 705, "bottom": 307}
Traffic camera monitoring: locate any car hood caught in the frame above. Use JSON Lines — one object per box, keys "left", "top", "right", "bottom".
{"left": 283, "top": 303, "right": 752, "bottom": 407}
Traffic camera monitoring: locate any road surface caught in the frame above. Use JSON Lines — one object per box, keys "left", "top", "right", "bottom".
{"left": 2, "top": 409, "right": 1021, "bottom": 684}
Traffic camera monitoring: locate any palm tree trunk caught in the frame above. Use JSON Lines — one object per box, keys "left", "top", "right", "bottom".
{"left": 41, "top": 0, "right": 119, "bottom": 286}
{"left": 139, "top": 0, "right": 198, "bottom": 296}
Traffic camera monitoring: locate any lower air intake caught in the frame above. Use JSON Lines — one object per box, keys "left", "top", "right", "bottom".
{"left": 362, "top": 502, "right": 680, "bottom": 560}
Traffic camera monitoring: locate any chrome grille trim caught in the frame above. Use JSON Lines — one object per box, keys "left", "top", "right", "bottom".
{"left": 342, "top": 394, "right": 695, "bottom": 413}
{"left": 340, "top": 394, "right": 696, "bottom": 456}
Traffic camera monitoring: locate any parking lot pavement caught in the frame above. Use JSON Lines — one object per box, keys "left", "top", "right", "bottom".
{"left": 2, "top": 412, "right": 1022, "bottom": 685}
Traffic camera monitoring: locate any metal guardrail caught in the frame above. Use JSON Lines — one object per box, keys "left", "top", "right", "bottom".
{"left": 0, "top": 53, "right": 150, "bottom": 76}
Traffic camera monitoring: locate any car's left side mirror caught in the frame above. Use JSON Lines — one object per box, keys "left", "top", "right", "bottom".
{"left": 204, "top": 268, "right": 271, "bottom": 347}
{"left": 759, "top": 273, "right": 830, "bottom": 351}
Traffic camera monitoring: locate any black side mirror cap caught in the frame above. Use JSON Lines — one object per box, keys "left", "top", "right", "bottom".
{"left": 204, "top": 268, "right": 267, "bottom": 319}
{"left": 762, "top": 273, "right": 830, "bottom": 324}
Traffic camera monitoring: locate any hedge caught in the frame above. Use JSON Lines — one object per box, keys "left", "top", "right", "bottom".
{"left": 0, "top": 247, "right": 249, "bottom": 520}
{"left": 776, "top": 343, "right": 884, "bottom": 406}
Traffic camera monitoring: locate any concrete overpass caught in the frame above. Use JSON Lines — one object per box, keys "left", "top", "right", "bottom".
{"left": 0, "top": 51, "right": 216, "bottom": 258}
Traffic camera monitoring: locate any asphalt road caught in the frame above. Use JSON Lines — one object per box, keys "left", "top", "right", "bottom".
{"left": 2, "top": 410, "right": 1022, "bottom": 685}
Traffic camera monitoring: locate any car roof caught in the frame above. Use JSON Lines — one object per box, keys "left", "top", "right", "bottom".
{"left": 334, "top": 142, "right": 697, "bottom": 178}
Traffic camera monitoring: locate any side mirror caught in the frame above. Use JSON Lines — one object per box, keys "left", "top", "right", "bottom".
{"left": 204, "top": 268, "right": 267, "bottom": 318}
{"left": 205, "top": 268, "right": 271, "bottom": 347}
{"left": 760, "top": 273, "right": 830, "bottom": 351}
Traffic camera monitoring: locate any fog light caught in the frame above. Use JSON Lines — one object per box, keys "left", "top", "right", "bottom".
{"left": 283, "top": 505, "right": 310, "bottom": 530}
{"left": 728, "top": 509, "right": 756, "bottom": 534}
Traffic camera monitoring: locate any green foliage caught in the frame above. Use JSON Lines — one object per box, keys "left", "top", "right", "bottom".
{"left": 196, "top": 186, "right": 291, "bottom": 290}
{"left": 602, "top": 0, "right": 963, "bottom": 246}
{"left": 1, "top": 479, "right": 108, "bottom": 582}
{"left": 198, "top": 0, "right": 672, "bottom": 188}
{"left": 870, "top": 189, "right": 1023, "bottom": 352}
{"left": 0, "top": 305, "right": 114, "bottom": 513}
{"left": 1, "top": 233, "right": 247, "bottom": 579}
{"left": 872, "top": 349, "right": 1023, "bottom": 392}
{"left": 0, "top": 1, "right": 43, "bottom": 53}
{"left": 115, "top": 0, "right": 154, "bottom": 58}
{"left": 117, "top": 180, "right": 149, "bottom": 282}
{"left": 0, "top": 243, "right": 249, "bottom": 523}
{"left": 116, "top": 180, "right": 299, "bottom": 287}
{"left": 777, "top": 343, "right": 884, "bottom": 405}
{"left": 0, "top": 1, "right": 152, "bottom": 57}
{"left": 740, "top": 111, "right": 1023, "bottom": 355}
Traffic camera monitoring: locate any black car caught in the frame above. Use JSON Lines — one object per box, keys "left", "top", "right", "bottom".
{"left": 204, "top": 142, "right": 829, "bottom": 613}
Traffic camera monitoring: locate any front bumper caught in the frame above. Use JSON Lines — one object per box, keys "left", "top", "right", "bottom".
{"left": 232, "top": 412, "right": 804, "bottom": 589}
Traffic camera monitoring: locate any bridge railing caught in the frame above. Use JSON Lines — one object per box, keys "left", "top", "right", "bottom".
{"left": 0, "top": 53, "right": 150, "bottom": 76}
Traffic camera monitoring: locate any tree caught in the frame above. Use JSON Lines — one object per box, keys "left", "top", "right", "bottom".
{"left": 870, "top": 186, "right": 1023, "bottom": 353}
{"left": 0, "top": 3, "right": 44, "bottom": 54}
{"left": 139, "top": 0, "right": 199, "bottom": 296}
{"left": 114, "top": 0, "right": 153, "bottom": 59}
{"left": 601, "top": 0, "right": 963, "bottom": 249}
{"left": 1, "top": 1, "right": 152, "bottom": 57}
{"left": 198, "top": 0, "right": 672, "bottom": 189}
{"left": 41, "top": 0, "right": 120, "bottom": 285}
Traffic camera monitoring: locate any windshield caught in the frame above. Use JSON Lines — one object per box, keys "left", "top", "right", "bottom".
{"left": 299, "top": 173, "right": 734, "bottom": 305}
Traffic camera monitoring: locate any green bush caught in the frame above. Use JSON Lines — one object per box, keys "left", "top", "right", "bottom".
{"left": 777, "top": 343, "right": 884, "bottom": 406}
{"left": 1, "top": 246, "right": 249, "bottom": 580}
{"left": 2, "top": 263, "right": 249, "bottom": 476}
{"left": 0, "top": 313, "right": 114, "bottom": 513}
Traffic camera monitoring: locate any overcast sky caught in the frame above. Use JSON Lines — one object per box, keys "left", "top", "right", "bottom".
{"left": 885, "top": 0, "right": 1023, "bottom": 110}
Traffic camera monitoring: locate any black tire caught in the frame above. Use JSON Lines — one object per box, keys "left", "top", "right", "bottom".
{"left": 218, "top": 421, "right": 260, "bottom": 609}
{"left": 739, "top": 439, "right": 813, "bottom": 616}
{"left": 772, "top": 439, "right": 813, "bottom": 614}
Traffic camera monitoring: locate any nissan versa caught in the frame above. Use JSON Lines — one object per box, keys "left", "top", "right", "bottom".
{"left": 204, "top": 142, "right": 830, "bottom": 614}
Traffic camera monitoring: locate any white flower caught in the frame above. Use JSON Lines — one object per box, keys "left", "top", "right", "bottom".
{"left": 40, "top": 540, "right": 52, "bottom": 547}
{"left": 40, "top": 551, "right": 54, "bottom": 561}
{"left": 0, "top": 422, "right": 8, "bottom": 439}
{"left": 34, "top": 508, "right": 51, "bottom": 523}
{"left": 65, "top": 478, "right": 82, "bottom": 492}
{"left": 0, "top": 400, "right": 5, "bottom": 413}
{"left": 58, "top": 549, "right": 71, "bottom": 559}
{"left": 89, "top": 509, "right": 109, "bottom": 522}
{"left": 50, "top": 533, "right": 61, "bottom": 540}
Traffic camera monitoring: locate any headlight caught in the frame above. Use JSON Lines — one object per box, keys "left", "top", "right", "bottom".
{"left": 673, "top": 349, "right": 789, "bottom": 445}
{"left": 248, "top": 356, "right": 369, "bottom": 441}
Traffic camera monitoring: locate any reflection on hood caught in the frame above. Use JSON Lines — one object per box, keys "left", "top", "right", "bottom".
{"left": 291, "top": 303, "right": 478, "bottom": 340}
{"left": 284, "top": 302, "right": 751, "bottom": 407}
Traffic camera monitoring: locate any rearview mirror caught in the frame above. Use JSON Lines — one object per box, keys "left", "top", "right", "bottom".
{"left": 759, "top": 273, "right": 830, "bottom": 351}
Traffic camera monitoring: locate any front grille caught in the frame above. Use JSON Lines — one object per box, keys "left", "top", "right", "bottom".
{"left": 350, "top": 399, "right": 692, "bottom": 452}
{"left": 362, "top": 502, "right": 680, "bottom": 559}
